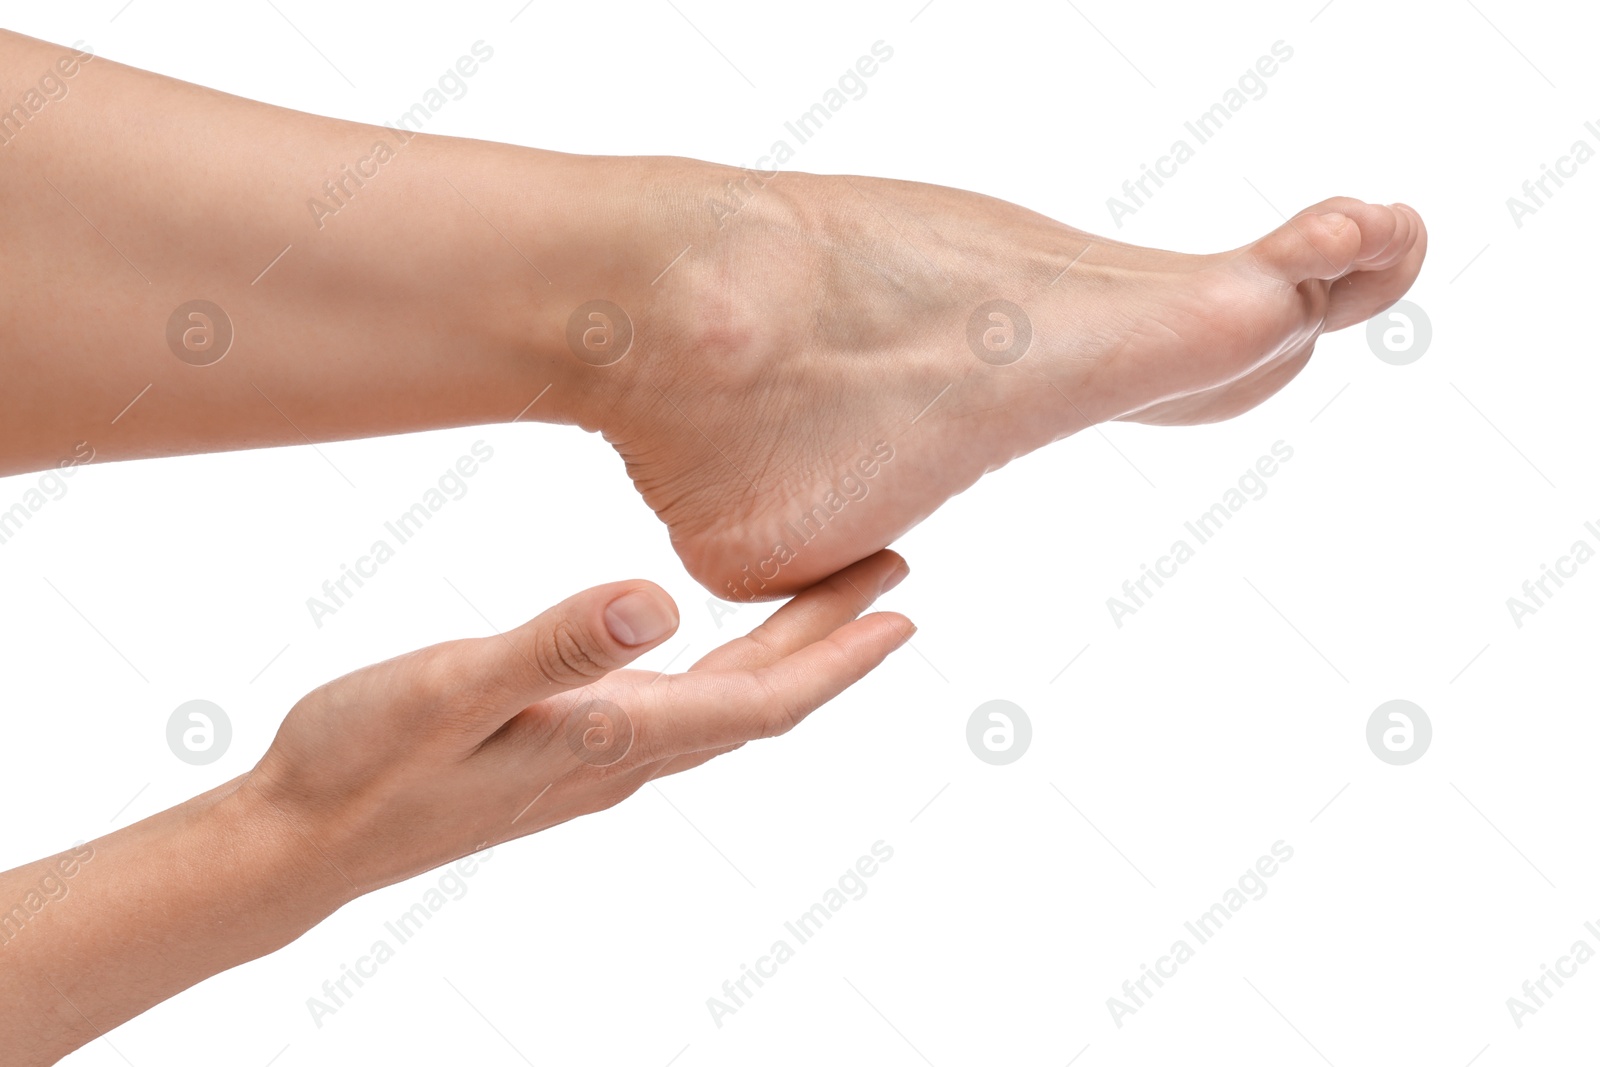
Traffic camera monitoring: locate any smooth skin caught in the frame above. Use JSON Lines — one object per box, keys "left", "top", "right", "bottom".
{"left": 0, "top": 31, "right": 1425, "bottom": 599}
{"left": 0, "top": 551, "right": 911, "bottom": 1065}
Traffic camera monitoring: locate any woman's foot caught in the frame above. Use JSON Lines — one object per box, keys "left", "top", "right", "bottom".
{"left": 579, "top": 167, "right": 1426, "bottom": 599}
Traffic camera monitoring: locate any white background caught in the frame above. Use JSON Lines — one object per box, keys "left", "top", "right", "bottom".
{"left": 2, "top": 1, "right": 1596, "bottom": 1064}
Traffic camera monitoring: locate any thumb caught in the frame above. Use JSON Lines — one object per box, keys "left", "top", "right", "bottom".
{"left": 470, "top": 580, "right": 679, "bottom": 711}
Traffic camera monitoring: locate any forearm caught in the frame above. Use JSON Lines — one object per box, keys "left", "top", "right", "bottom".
{"left": 0, "top": 29, "right": 699, "bottom": 476}
{"left": 0, "top": 776, "right": 350, "bottom": 1065}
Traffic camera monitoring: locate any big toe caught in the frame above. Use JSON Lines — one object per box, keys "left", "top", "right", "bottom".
{"left": 1246, "top": 208, "right": 1364, "bottom": 285}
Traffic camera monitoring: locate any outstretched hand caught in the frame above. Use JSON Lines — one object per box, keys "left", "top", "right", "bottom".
{"left": 244, "top": 550, "right": 913, "bottom": 894}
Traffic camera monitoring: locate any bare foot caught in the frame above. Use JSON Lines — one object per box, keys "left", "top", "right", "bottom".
{"left": 580, "top": 166, "right": 1426, "bottom": 599}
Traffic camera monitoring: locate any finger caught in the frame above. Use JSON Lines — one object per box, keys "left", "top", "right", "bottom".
{"left": 692, "top": 550, "right": 909, "bottom": 673}
{"left": 650, "top": 610, "right": 913, "bottom": 755}
{"left": 461, "top": 580, "right": 680, "bottom": 723}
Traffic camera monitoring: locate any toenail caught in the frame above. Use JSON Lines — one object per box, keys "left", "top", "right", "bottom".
{"left": 1321, "top": 211, "right": 1351, "bottom": 234}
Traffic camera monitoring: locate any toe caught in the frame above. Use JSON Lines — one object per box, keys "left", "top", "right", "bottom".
{"left": 1362, "top": 202, "right": 1416, "bottom": 268}
{"left": 1246, "top": 210, "right": 1362, "bottom": 284}
{"left": 1324, "top": 203, "right": 1428, "bottom": 332}
{"left": 1242, "top": 198, "right": 1427, "bottom": 332}
{"left": 1296, "top": 196, "right": 1407, "bottom": 265}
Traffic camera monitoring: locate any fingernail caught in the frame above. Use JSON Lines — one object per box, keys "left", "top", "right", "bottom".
{"left": 881, "top": 559, "right": 910, "bottom": 595}
{"left": 605, "top": 589, "right": 677, "bottom": 646}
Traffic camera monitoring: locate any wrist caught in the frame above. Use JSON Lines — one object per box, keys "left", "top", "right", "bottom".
{"left": 207, "top": 774, "right": 363, "bottom": 932}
